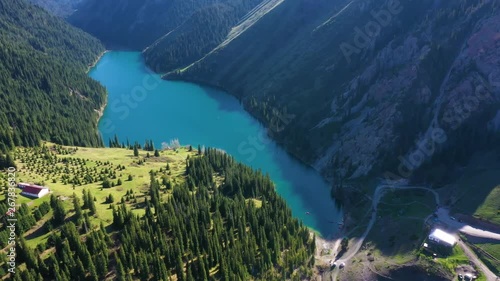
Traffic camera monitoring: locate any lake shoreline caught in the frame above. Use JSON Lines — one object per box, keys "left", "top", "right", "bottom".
{"left": 95, "top": 98, "right": 107, "bottom": 126}
{"left": 163, "top": 74, "right": 332, "bottom": 185}
{"left": 90, "top": 51, "right": 342, "bottom": 237}
{"left": 87, "top": 50, "right": 109, "bottom": 74}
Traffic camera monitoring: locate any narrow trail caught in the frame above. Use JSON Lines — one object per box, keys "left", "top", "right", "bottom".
{"left": 314, "top": 0, "right": 354, "bottom": 32}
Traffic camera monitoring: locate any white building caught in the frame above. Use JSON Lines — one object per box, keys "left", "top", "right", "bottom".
{"left": 20, "top": 184, "right": 50, "bottom": 198}
{"left": 428, "top": 229, "right": 457, "bottom": 247}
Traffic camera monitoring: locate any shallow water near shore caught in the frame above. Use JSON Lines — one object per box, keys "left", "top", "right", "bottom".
{"left": 90, "top": 51, "right": 342, "bottom": 236}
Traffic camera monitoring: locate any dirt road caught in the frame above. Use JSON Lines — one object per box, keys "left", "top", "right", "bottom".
{"left": 458, "top": 240, "right": 498, "bottom": 281}
{"left": 329, "top": 182, "right": 499, "bottom": 281}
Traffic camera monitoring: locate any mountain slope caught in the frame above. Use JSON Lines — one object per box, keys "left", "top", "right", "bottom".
{"left": 143, "top": 0, "right": 262, "bottom": 73}
{"left": 27, "top": 0, "right": 85, "bottom": 17}
{"left": 168, "top": 0, "right": 500, "bottom": 183}
{"left": 69, "top": 0, "right": 262, "bottom": 51}
{"left": 0, "top": 0, "right": 106, "bottom": 159}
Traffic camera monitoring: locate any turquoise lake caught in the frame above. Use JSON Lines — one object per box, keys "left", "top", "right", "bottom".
{"left": 90, "top": 51, "right": 341, "bottom": 237}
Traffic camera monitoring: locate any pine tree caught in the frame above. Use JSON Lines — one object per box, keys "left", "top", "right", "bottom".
{"left": 115, "top": 252, "right": 127, "bottom": 281}
{"left": 89, "top": 191, "right": 97, "bottom": 216}
{"left": 88, "top": 260, "right": 99, "bottom": 281}
{"left": 175, "top": 255, "right": 185, "bottom": 281}
{"left": 72, "top": 193, "right": 83, "bottom": 223}
{"left": 52, "top": 198, "right": 67, "bottom": 226}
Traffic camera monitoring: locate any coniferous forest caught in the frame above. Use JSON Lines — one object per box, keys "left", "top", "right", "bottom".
{"left": 3, "top": 148, "right": 315, "bottom": 280}
{"left": 0, "top": 0, "right": 106, "bottom": 168}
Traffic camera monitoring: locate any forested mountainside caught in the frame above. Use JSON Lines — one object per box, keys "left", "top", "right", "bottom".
{"left": 169, "top": 0, "right": 500, "bottom": 183}
{"left": 3, "top": 145, "right": 315, "bottom": 280}
{"left": 27, "top": 0, "right": 85, "bottom": 17}
{"left": 143, "top": 1, "right": 263, "bottom": 73}
{"left": 69, "top": 0, "right": 262, "bottom": 59}
{"left": 0, "top": 0, "right": 106, "bottom": 168}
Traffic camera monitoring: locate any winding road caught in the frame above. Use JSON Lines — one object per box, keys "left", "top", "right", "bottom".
{"left": 329, "top": 182, "right": 499, "bottom": 281}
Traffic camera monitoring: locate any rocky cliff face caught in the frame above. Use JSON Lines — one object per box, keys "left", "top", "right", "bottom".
{"left": 170, "top": 0, "right": 500, "bottom": 183}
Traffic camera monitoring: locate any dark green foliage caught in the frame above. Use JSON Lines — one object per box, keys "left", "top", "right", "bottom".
{"left": 72, "top": 193, "right": 83, "bottom": 223}
{"left": 14, "top": 147, "right": 314, "bottom": 280}
{"left": 171, "top": 0, "right": 500, "bottom": 182}
{"left": 0, "top": 152, "right": 16, "bottom": 170}
{"left": 143, "top": 1, "right": 262, "bottom": 73}
{"left": 341, "top": 237, "right": 349, "bottom": 252}
{"left": 70, "top": 0, "right": 261, "bottom": 51}
{"left": 33, "top": 201, "right": 51, "bottom": 221}
{"left": 102, "top": 178, "right": 111, "bottom": 188}
{"left": 82, "top": 188, "right": 97, "bottom": 215}
{"left": 109, "top": 135, "right": 122, "bottom": 148}
{"left": 51, "top": 195, "right": 67, "bottom": 226}
{"left": 27, "top": 0, "right": 84, "bottom": 17}
{"left": 105, "top": 194, "right": 114, "bottom": 204}
{"left": 0, "top": 201, "right": 51, "bottom": 248}
{"left": 144, "top": 139, "right": 155, "bottom": 151}
{"left": 0, "top": 0, "right": 106, "bottom": 154}
{"left": 112, "top": 148, "right": 315, "bottom": 280}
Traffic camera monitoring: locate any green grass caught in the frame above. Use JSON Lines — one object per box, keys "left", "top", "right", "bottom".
{"left": 472, "top": 243, "right": 500, "bottom": 275}
{"left": 24, "top": 211, "right": 55, "bottom": 248}
{"left": 246, "top": 198, "right": 263, "bottom": 208}
{"left": 378, "top": 189, "right": 435, "bottom": 219}
{"left": 449, "top": 154, "right": 500, "bottom": 223}
{"left": 2, "top": 142, "right": 198, "bottom": 247}
{"left": 434, "top": 246, "right": 469, "bottom": 274}
{"left": 366, "top": 189, "right": 436, "bottom": 262}
{"left": 473, "top": 186, "right": 500, "bottom": 224}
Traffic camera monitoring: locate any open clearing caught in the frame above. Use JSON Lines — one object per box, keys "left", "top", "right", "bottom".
{"left": 2, "top": 142, "right": 198, "bottom": 247}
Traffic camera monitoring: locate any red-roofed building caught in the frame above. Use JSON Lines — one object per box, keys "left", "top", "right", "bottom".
{"left": 19, "top": 183, "right": 49, "bottom": 198}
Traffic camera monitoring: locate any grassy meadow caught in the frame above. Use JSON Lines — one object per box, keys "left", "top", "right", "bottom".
{"left": 1, "top": 142, "right": 198, "bottom": 248}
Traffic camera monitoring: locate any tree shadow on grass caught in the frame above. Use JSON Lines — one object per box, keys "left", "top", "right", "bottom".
{"left": 24, "top": 221, "right": 50, "bottom": 241}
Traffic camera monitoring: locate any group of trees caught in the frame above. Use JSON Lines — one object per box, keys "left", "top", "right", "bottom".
{"left": 12, "top": 220, "right": 111, "bottom": 281}
{"left": 0, "top": 201, "right": 51, "bottom": 249}
{"left": 8, "top": 147, "right": 315, "bottom": 280}
{"left": 17, "top": 146, "right": 126, "bottom": 188}
{"left": 113, "top": 148, "right": 316, "bottom": 280}
{"left": 143, "top": 0, "right": 262, "bottom": 73}
{"left": 27, "top": 0, "right": 85, "bottom": 17}
{"left": 109, "top": 136, "right": 163, "bottom": 158}
{"left": 0, "top": 0, "right": 106, "bottom": 158}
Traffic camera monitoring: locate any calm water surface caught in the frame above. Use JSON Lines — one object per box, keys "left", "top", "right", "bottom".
{"left": 90, "top": 51, "right": 341, "bottom": 236}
